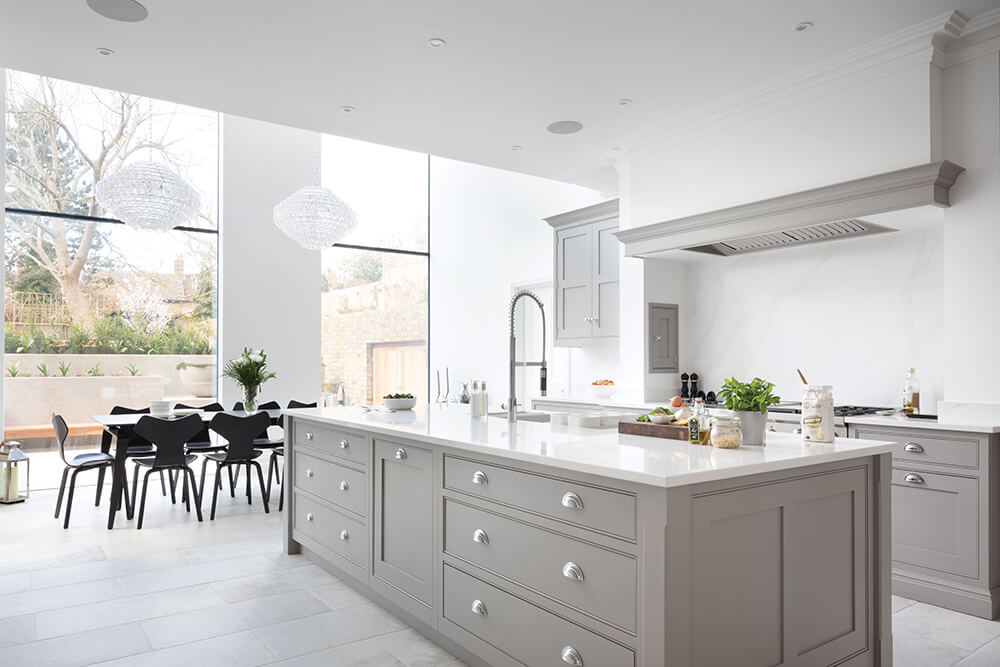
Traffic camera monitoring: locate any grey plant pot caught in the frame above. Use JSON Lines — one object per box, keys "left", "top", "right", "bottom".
{"left": 735, "top": 410, "right": 768, "bottom": 446}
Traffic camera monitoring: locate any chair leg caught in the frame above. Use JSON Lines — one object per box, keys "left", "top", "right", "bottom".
{"left": 54, "top": 467, "right": 70, "bottom": 519}
{"left": 228, "top": 466, "right": 236, "bottom": 498}
{"left": 63, "top": 468, "right": 82, "bottom": 529}
{"left": 182, "top": 468, "right": 191, "bottom": 513}
{"left": 119, "top": 464, "right": 134, "bottom": 519}
{"left": 186, "top": 467, "right": 203, "bottom": 522}
{"left": 95, "top": 466, "right": 106, "bottom": 506}
{"left": 278, "top": 457, "right": 284, "bottom": 512}
{"left": 246, "top": 462, "right": 252, "bottom": 505}
{"left": 138, "top": 469, "right": 155, "bottom": 530}
{"left": 199, "top": 457, "right": 209, "bottom": 503}
{"left": 167, "top": 470, "right": 177, "bottom": 505}
{"left": 211, "top": 463, "right": 222, "bottom": 520}
{"left": 159, "top": 470, "right": 167, "bottom": 496}
{"left": 253, "top": 461, "right": 270, "bottom": 514}
{"left": 265, "top": 453, "right": 275, "bottom": 503}
{"left": 131, "top": 462, "right": 141, "bottom": 514}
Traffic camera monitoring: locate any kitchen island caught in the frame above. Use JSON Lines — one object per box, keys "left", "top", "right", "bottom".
{"left": 283, "top": 404, "right": 897, "bottom": 666}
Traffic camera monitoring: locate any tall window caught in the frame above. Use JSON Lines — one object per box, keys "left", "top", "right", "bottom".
{"left": 3, "top": 71, "right": 219, "bottom": 436}
{"left": 320, "top": 136, "right": 429, "bottom": 405}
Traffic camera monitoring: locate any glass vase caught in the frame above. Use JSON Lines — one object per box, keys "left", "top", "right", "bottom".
{"left": 243, "top": 385, "right": 259, "bottom": 414}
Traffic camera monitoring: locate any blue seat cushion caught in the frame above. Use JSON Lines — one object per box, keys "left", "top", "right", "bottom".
{"left": 70, "top": 452, "right": 114, "bottom": 468}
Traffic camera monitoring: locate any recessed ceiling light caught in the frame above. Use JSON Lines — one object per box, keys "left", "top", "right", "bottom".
{"left": 87, "top": 0, "right": 148, "bottom": 22}
{"left": 511, "top": 145, "right": 522, "bottom": 151}
{"left": 547, "top": 120, "right": 584, "bottom": 135}
{"left": 794, "top": 21, "right": 813, "bottom": 32}
{"left": 341, "top": 106, "right": 356, "bottom": 113}
{"left": 427, "top": 38, "right": 446, "bottom": 48}
{"left": 618, "top": 98, "right": 633, "bottom": 106}
{"left": 96, "top": 47, "right": 116, "bottom": 56}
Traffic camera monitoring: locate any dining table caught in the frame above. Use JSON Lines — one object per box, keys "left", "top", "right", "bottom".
{"left": 91, "top": 409, "right": 283, "bottom": 529}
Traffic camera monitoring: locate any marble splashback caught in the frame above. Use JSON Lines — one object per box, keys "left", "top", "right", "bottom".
{"left": 681, "top": 224, "right": 944, "bottom": 410}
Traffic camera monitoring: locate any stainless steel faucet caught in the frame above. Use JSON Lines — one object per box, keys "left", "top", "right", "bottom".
{"left": 507, "top": 290, "right": 547, "bottom": 421}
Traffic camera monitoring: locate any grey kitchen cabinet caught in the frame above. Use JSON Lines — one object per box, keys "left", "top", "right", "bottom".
{"left": 648, "top": 303, "right": 679, "bottom": 373}
{"left": 546, "top": 199, "right": 620, "bottom": 345}
{"left": 850, "top": 423, "right": 1000, "bottom": 619}
{"left": 372, "top": 438, "right": 435, "bottom": 617}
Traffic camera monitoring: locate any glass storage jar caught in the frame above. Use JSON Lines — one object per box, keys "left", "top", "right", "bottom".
{"left": 711, "top": 416, "right": 743, "bottom": 449}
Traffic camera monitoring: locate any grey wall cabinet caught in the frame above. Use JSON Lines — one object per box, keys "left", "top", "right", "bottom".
{"left": 648, "top": 303, "right": 679, "bottom": 373}
{"left": 547, "top": 199, "right": 620, "bottom": 346}
{"left": 850, "top": 424, "right": 1000, "bottom": 619}
{"left": 372, "top": 438, "right": 435, "bottom": 616}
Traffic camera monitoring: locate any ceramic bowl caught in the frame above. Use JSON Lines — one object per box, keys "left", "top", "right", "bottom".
{"left": 382, "top": 397, "right": 417, "bottom": 411}
{"left": 649, "top": 413, "right": 673, "bottom": 425}
{"left": 149, "top": 400, "right": 172, "bottom": 417}
{"left": 590, "top": 384, "right": 616, "bottom": 399}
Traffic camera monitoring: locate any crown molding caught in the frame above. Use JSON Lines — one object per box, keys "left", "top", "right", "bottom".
{"left": 941, "top": 8, "right": 1000, "bottom": 67}
{"left": 627, "top": 12, "right": 964, "bottom": 155}
{"left": 545, "top": 198, "right": 619, "bottom": 229}
{"left": 961, "top": 7, "right": 1000, "bottom": 36}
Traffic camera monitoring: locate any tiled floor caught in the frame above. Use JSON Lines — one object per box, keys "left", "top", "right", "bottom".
{"left": 0, "top": 476, "right": 466, "bottom": 667}
{"left": 4, "top": 469, "right": 1000, "bottom": 666}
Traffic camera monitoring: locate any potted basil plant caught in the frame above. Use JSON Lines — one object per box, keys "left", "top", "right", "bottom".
{"left": 717, "top": 377, "right": 780, "bottom": 446}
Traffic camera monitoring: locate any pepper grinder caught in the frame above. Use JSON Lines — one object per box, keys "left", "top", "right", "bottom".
{"left": 690, "top": 373, "right": 701, "bottom": 400}
{"left": 680, "top": 373, "right": 690, "bottom": 400}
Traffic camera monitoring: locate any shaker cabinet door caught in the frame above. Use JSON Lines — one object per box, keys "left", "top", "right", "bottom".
{"left": 373, "top": 439, "right": 435, "bottom": 608}
{"left": 592, "top": 220, "right": 620, "bottom": 337}
{"left": 555, "top": 226, "right": 593, "bottom": 340}
{"left": 648, "top": 303, "right": 679, "bottom": 372}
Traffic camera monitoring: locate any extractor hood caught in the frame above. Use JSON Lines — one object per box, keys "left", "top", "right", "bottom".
{"left": 615, "top": 161, "right": 964, "bottom": 258}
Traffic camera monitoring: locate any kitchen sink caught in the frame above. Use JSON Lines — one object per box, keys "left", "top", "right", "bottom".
{"left": 487, "top": 411, "right": 552, "bottom": 423}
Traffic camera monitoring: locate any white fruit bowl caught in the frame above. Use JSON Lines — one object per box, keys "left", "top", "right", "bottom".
{"left": 590, "top": 384, "right": 616, "bottom": 399}
{"left": 382, "top": 397, "right": 417, "bottom": 410}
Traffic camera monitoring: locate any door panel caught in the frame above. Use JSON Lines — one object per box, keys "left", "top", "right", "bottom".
{"left": 555, "top": 227, "right": 592, "bottom": 339}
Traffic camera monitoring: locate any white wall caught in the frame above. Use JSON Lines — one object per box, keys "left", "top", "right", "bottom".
{"left": 220, "top": 115, "right": 321, "bottom": 408}
{"left": 429, "top": 157, "right": 600, "bottom": 410}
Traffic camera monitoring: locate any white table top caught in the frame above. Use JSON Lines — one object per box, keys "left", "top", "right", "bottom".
{"left": 284, "top": 404, "right": 898, "bottom": 488}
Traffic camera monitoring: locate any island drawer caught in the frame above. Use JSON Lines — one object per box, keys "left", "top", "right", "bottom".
{"left": 444, "top": 455, "right": 636, "bottom": 540}
{"left": 293, "top": 421, "right": 369, "bottom": 467}
{"left": 293, "top": 493, "right": 367, "bottom": 568}
{"left": 854, "top": 426, "right": 980, "bottom": 470}
{"left": 444, "top": 499, "right": 636, "bottom": 632}
{"left": 443, "top": 564, "right": 634, "bottom": 667}
{"left": 294, "top": 451, "right": 367, "bottom": 517}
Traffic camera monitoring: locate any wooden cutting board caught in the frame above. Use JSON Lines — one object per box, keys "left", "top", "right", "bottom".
{"left": 618, "top": 420, "right": 689, "bottom": 441}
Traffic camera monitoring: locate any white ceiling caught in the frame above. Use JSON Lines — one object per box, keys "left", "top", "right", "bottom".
{"left": 2, "top": 1, "right": 998, "bottom": 189}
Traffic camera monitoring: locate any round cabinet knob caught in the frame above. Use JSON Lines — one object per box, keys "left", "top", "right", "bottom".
{"left": 339, "top": 480, "right": 350, "bottom": 491}
{"left": 305, "top": 468, "right": 314, "bottom": 478}
{"left": 339, "top": 439, "right": 349, "bottom": 449}
{"left": 904, "top": 472, "right": 925, "bottom": 484}
{"left": 340, "top": 530, "right": 350, "bottom": 541}
{"left": 471, "top": 599, "right": 487, "bottom": 616}
{"left": 395, "top": 448, "right": 407, "bottom": 460}
{"left": 472, "top": 529, "right": 490, "bottom": 545}
{"left": 561, "top": 646, "right": 583, "bottom": 665}
{"left": 562, "top": 561, "right": 585, "bottom": 581}
{"left": 561, "top": 491, "right": 584, "bottom": 510}
{"left": 305, "top": 432, "right": 314, "bottom": 440}
{"left": 472, "top": 470, "right": 489, "bottom": 486}
{"left": 903, "top": 442, "right": 925, "bottom": 453}
{"left": 655, "top": 335, "right": 663, "bottom": 341}
{"left": 306, "top": 512, "right": 314, "bottom": 522}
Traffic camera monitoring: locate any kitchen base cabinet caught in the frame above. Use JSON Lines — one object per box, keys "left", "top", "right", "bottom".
{"left": 851, "top": 424, "right": 1000, "bottom": 619}
{"left": 286, "top": 413, "right": 891, "bottom": 667}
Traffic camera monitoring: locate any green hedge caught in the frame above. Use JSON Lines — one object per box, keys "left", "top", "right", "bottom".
{"left": 4, "top": 316, "right": 215, "bottom": 355}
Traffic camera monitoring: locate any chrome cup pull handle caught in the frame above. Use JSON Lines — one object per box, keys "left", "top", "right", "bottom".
{"left": 340, "top": 530, "right": 349, "bottom": 540}
{"left": 306, "top": 512, "right": 314, "bottom": 522}
{"left": 561, "top": 491, "right": 583, "bottom": 510}
{"left": 339, "top": 439, "right": 349, "bottom": 449}
{"left": 472, "top": 470, "right": 489, "bottom": 485}
{"left": 305, "top": 468, "right": 314, "bottom": 478}
{"left": 562, "top": 561, "right": 584, "bottom": 581}
{"left": 395, "top": 447, "right": 407, "bottom": 460}
{"left": 903, "top": 442, "right": 925, "bottom": 453}
{"left": 904, "top": 472, "right": 925, "bottom": 484}
{"left": 305, "top": 432, "right": 314, "bottom": 440}
{"left": 471, "top": 599, "right": 487, "bottom": 616}
{"left": 339, "top": 480, "right": 349, "bottom": 491}
{"left": 561, "top": 646, "right": 583, "bottom": 665}
{"left": 472, "top": 529, "right": 490, "bottom": 545}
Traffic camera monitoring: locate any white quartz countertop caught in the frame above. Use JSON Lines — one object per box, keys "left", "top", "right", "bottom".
{"left": 845, "top": 414, "right": 1000, "bottom": 434}
{"left": 285, "top": 404, "right": 898, "bottom": 488}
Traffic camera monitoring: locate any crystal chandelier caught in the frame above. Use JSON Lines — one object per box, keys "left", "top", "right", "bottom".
{"left": 273, "top": 186, "right": 358, "bottom": 250}
{"left": 95, "top": 161, "right": 201, "bottom": 231}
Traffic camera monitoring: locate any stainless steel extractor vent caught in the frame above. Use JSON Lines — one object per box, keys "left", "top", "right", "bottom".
{"left": 683, "top": 219, "right": 895, "bottom": 256}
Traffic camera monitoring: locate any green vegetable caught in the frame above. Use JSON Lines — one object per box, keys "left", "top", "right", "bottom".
{"left": 384, "top": 393, "right": 414, "bottom": 399}
{"left": 636, "top": 414, "right": 650, "bottom": 422}
{"left": 649, "top": 406, "right": 673, "bottom": 415}
{"left": 717, "top": 377, "right": 781, "bottom": 414}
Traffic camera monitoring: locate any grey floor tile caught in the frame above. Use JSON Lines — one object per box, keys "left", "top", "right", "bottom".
{"left": 959, "top": 635, "right": 1000, "bottom": 665}
{"left": 0, "top": 621, "right": 150, "bottom": 667}
{"left": 0, "top": 613, "right": 36, "bottom": 649}
{"left": 117, "top": 554, "right": 279, "bottom": 595}
{"left": 893, "top": 595, "right": 917, "bottom": 614}
{"left": 35, "top": 583, "right": 224, "bottom": 639}
{"left": 0, "top": 572, "right": 31, "bottom": 595}
{"left": 29, "top": 550, "right": 183, "bottom": 590}
{"left": 179, "top": 534, "right": 282, "bottom": 564}
{"left": 140, "top": 588, "right": 328, "bottom": 649}
{"left": 893, "top": 631, "right": 971, "bottom": 667}
{"left": 268, "top": 640, "right": 406, "bottom": 667}
{"left": 92, "top": 629, "right": 275, "bottom": 667}
{"left": 253, "top": 602, "right": 407, "bottom": 659}
{"left": 211, "top": 562, "right": 336, "bottom": 603}
{"left": 306, "top": 580, "right": 371, "bottom": 611}
{"left": 361, "top": 628, "right": 465, "bottom": 667}
{"left": 0, "top": 577, "right": 124, "bottom": 619}
{"left": 895, "top": 603, "right": 1000, "bottom": 652}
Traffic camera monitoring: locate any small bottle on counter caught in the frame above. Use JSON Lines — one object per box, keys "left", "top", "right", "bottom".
{"left": 903, "top": 368, "right": 920, "bottom": 415}
{"left": 689, "top": 397, "right": 710, "bottom": 444}
{"left": 470, "top": 381, "right": 482, "bottom": 417}
{"left": 479, "top": 381, "right": 488, "bottom": 417}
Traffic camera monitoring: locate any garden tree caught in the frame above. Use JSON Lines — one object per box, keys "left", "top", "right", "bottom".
{"left": 4, "top": 73, "right": 211, "bottom": 328}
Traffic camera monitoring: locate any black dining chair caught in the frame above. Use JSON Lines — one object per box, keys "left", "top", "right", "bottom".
{"left": 228, "top": 400, "right": 281, "bottom": 498}
{"left": 203, "top": 412, "right": 272, "bottom": 520}
{"left": 131, "top": 414, "right": 205, "bottom": 529}
{"left": 52, "top": 413, "right": 116, "bottom": 529}
{"left": 169, "top": 402, "right": 225, "bottom": 501}
{"left": 266, "top": 399, "right": 316, "bottom": 511}
{"left": 98, "top": 405, "right": 166, "bottom": 509}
